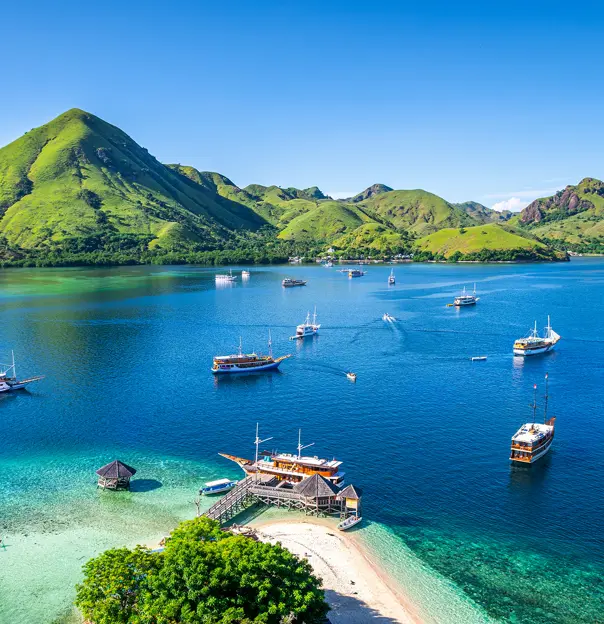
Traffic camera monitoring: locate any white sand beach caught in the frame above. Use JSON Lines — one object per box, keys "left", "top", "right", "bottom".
{"left": 251, "top": 518, "right": 422, "bottom": 624}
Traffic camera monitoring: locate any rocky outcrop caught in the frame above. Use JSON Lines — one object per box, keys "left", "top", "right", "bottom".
{"left": 521, "top": 183, "right": 596, "bottom": 224}
{"left": 349, "top": 184, "right": 393, "bottom": 203}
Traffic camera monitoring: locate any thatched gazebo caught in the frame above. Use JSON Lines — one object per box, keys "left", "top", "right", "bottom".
{"left": 96, "top": 460, "right": 137, "bottom": 490}
{"left": 336, "top": 484, "right": 363, "bottom": 517}
{"left": 293, "top": 474, "right": 340, "bottom": 514}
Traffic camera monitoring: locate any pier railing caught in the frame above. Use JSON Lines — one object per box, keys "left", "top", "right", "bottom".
{"left": 204, "top": 476, "right": 255, "bottom": 523}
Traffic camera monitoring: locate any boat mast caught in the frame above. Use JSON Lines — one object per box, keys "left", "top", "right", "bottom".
{"left": 312, "top": 306, "right": 317, "bottom": 326}
{"left": 268, "top": 330, "right": 273, "bottom": 358}
{"left": 254, "top": 423, "right": 273, "bottom": 478}
{"left": 531, "top": 383, "right": 538, "bottom": 422}
{"left": 11, "top": 350, "right": 15, "bottom": 379}
{"left": 543, "top": 373, "right": 549, "bottom": 424}
{"left": 238, "top": 337, "right": 243, "bottom": 356}
{"left": 533, "top": 321, "right": 538, "bottom": 338}
{"left": 546, "top": 315, "right": 552, "bottom": 340}
{"left": 297, "top": 428, "right": 314, "bottom": 459}
{"left": 473, "top": 283, "right": 476, "bottom": 296}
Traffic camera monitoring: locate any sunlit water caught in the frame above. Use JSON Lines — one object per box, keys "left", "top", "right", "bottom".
{"left": 0, "top": 261, "right": 602, "bottom": 623}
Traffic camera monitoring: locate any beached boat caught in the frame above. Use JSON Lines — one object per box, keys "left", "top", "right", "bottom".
{"left": 282, "top": 278, "right": 307, "bottom": 287}
{"left": 513, "top": 317, "right": 560, "bottom": 356}
{"left": 211, "top": 334, "right": 291, "bottom": 374}
{"left": 348, "top": 269, "right": 364, "bottom": 278}
{"left": 0, "top": 352, "right": 44, "bottom": 393}
{"left": 291, "top": 307, "right": 320, "bottom": 340}
{"left": 216, "top": 269, "right": 237, "bottom": 282}
{"left": 382, "top": 313, "right": 396, "bottom": 322}
{"left": 219, "top": 426, "right": 345, "bottom": 485}
{"left": 510, "top": 374, "right": 555, "bottom": 464}
{"left": 338, "top": 515, "right": 362, "bottom": 531}
{"left": 388, "top": 269, "right": 395, "bottom": 285}
{"left": 200, "top": 478, "right": 238, "bottom": 495}
{"left": 454, "top": 284, "right": 478, "bottom": 306}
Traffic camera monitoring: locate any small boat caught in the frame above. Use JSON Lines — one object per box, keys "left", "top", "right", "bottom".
{"left": 510, "top": 373, "right": 555, "bottom": 464}
{"left": 200, "top": 478, "right": 238, "bottom": 495}
{"left": 388, "top": 269, "right": 395, "bottom": 285}
{"left": 0, "top": 352, "right": 44, "bottom": 393}
{"left": 282, "top": 278, "right": 307, "bottom": 287}
{"left": 513, "top": 316, "right": 560, "bottom": 356}
{"left": 471, "top": 356, "right": 487, "bottom": 361}
{"left": 216, "top": 269, "right": 237, "bottom": 282}
{"left": 338, "top": 515, "right": 362, "bottom": 531}
{"left": 291, "top": 307, "right": 320, "bottom": 340}
{"left": 382, "top": 313, "right": 396, "bottom": 322}
{"left": 346, "top": 372, "right": 357, "bottom": 382}
{"left": 242, "top": 270, "right": 251, "bottom": 278}
{"left": 212, "top": 333, "right": 291, "bottom": 374}
{"left": 454, "top": 284, "right": 479, "bottom": 306}
{"left": 324, "top": 261, "right": 334, "bottom": 268}
{"left": 348, "top": 269, "right": 364, "bottom": 278}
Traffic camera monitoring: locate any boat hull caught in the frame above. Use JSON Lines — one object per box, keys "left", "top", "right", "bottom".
{"left": 510, "top": 436, "right": 554, "bottom": 464}
{"left": 513, "top": 343, "right": 556, "bottom": 356}
{"left": 338, "top": 516, "right": 362, "bottom": 531}
{"left": 211, "top": 360, "right": 283, "bottom": 374}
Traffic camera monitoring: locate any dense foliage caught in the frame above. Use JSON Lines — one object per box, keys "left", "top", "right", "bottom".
{"left": 75, "top": 517, "right": 329, "bottom": 624}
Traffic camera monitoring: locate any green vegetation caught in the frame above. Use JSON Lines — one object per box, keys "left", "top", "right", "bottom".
{"left": 0, "top": 109, "right": 587, "bottom": 265}
{"left": 75, "top": 516, "right": 329, "bottom": 624}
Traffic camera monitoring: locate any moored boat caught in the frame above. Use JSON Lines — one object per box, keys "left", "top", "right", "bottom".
{"left": 219, "top": 425, "right": 345, "bottom": 486}
{"left": 338, "top": 515, "right": 362, "bottom": 531}
{"left": 211, "top": 334, "right": 291, "bottom": 374}
{"left": 216, "top": 269, "right": 237, "bottom": 282}
{"left": 282, "top": 278, "right": 307, "bottom": 287}
{"left": 510, "top": 374, "right": 555, "bottom": 464}
{"left": 200, "top": 478, "right": 238, "bottom": 495}
{"left": 290, "top": 307, "right": 320, "bottom": 340}
{"left": 346, "top": 372, "right": 357, "bottom": 382}
{"left": 0, "top": 352, "right": 44, "bottom": 393}
{"left": 382, "top": 313, "right": 396, "bottom": 322}
{"left": 348, "top": 269, "right": 364, "bottom": 278}
{"left": 513, "top": 316, "right": 560, "bottom": 356}
{"left": 242, "top": 270, "right": 251, "bottom": 278}
{"left": 388, "top": 269, "right": 395, "bottom": 285}
{"left": 454, "top": 284, "right": 478, "bottom": 306}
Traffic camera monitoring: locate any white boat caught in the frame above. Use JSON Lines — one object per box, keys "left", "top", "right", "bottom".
{"left": 324, "top": 261, "right": 333, "bottom": 268}
{"left": 346, "top": 372, "right": 357, "bottom": 382}
{"left": 0, "top": 352, "right": 44, "bottom": 393}
{"left": 382, "top": 313, "right": 396, "bottom": 322}
{"left": 510, "top": 374, "right": 555, "bottom": 464}
{"left": 513, "top": 317, "right": 560, "bottom": 356}
{"left": 471, "top": 356, "right": 487, "bottom": 361}
{"left": 388, "top": 269, "right": 395, "bottom": 285}
{"left": 291, "top": 307, "right": 320, "bottom": 340}
{"left": 216, "top": 269, "right": 237, "bottom": 282}
{"left": 338, "top": 515, "right": 362, "bottom": 531}
{"left": 454, "top": 284, "right": 479, "bottom": 306}
{"left": 200, "top": 478, "right": 238, "bottom": 495}
{"left": 242, "top": 270, "right": 251, "bottom": 278}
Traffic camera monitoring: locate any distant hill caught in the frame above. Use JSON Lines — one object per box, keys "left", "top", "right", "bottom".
{"left": 518, "top": 178, "right": 604, "bottom": 251}
{"left": 348, "top": 184, "right": 393, "bottom": 203}
{"left": 453, "top": 201, "right": 513, "bottom": 224}
{"left": 0, "top": 109, "right": 266, "bottom": 254}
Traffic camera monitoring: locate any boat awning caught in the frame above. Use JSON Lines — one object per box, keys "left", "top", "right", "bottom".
{"left": 204, "top": 478, "right": 234, "bottom": 487}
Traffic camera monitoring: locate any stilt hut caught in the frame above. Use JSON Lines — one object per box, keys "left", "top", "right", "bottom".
{"left": 96, "top": 460, "right": 137, "bottom": 490}
{"left": 293, "top": 474, "right": 339, "bottom": 515}
{"left": 336, "top": 484, "right": 363, "bottom": 518}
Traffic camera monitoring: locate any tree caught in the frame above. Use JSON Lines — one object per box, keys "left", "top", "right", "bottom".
{"left": 75, "top": 546, "right": 159, "bottom": 624}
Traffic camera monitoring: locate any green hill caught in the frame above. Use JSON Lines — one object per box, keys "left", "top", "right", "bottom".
{"left": 0, "top": 109, "right": 266, "bottom": 252}
{"left": 518, "top": 178, "right": 604, "bottom": 251}
{"left": 453, "top": 201, "right": 513, "bottom": 224}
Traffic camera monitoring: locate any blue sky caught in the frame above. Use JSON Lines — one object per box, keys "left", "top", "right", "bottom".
{"left": 1, "top": 0, "right": 602, "bottom": 209}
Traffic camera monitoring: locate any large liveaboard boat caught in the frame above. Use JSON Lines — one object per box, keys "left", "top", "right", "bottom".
{"left": 454, "top": 284, "right": 478, "bottom": 306}
{"left": 290, "top": 307, "right": 320, "bottom": 340}
{"left": 282, "top": 278, "right": 307, "bottom": 287}
{"left": 211, "top": 335, "right": 291, "bottom": 374}
{"left": 219, "top": 426, "right": 345, "bottom": 486}
{"left": 513, "top": 317, "right": 560, "bottom": 356}
{"left": 216, "top": 269, "right": 237, "bottom": 283}
{"left": 348, "top": 269, "right": 364, "bottom": 278}
{"left": 0, "top": 352, "right": 44, "bottom": 393}
{"left": 510, "top": 374, "right": 555, "bottom": 464}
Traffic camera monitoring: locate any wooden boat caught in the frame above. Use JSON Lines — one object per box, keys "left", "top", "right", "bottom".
{"left": 338, "top": 515, "right": 362, "bottom": 531}
{"left": 212, "top": 334, "right": 291, "bottom": 374}
{"left": 513, "top": 317, "right": 560, "bottom": 356}
{"left": 282, "top": 278, "right": 307, "bottom": 287}
{"left": 200, "top": 478, "right": 238, "bottom": 495}
{"left": 0, "top": 352, "right": 44, "bottom": 392}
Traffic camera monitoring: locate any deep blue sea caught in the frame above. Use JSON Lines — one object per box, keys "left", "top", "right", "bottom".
{"left": 0, "top": 260, "right": 603, "bottom": 624}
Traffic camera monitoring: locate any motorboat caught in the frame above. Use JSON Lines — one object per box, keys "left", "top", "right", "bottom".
{"left": 200, "top": 478, "right": 238, "bottom": 495}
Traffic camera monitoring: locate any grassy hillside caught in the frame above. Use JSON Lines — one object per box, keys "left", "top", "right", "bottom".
{"left": 360, "top": 189, "right": 477, "bottom": 234}
{"left": 416, "top": 224, "right": 549, "bottom": 258}
{"left": 331, "top": 222, "right": 413, "bottom": 254}
{"left": 0, "top": 109, "right": 266, "bottom": 251}
{"left": 453, "top": 201, "right": 513, "bottom": 224}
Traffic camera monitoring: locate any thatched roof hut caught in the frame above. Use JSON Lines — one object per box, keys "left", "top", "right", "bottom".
{"left": 337, "top": 484, "right": 363, "bottom": 500}
{"left": 293, "top": 474, "right": 339, "bottom": 499}
{"left": 96, "top": 460, "right": 137, "bottom": 490}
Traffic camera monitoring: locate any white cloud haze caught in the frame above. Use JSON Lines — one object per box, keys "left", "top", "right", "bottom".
{"left": 491, "top": 197, "right": 528, "bottom": 212}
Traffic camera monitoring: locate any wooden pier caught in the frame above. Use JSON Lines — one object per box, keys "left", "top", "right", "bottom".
{"left": 204, "top": 473, "right": 362, "bottom": 525}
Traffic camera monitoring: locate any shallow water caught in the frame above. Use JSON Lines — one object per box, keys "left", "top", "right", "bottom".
{"left": 0, "top": 261, "right": 603, "bottom": 623}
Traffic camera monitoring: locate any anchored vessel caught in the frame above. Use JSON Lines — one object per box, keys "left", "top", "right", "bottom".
{"left": 513, "top": 316, "right": 560, "bottom": 356}
{"left": 454, "top": 284, "right": 479, "bottom": 306}
{"left": 348, "top": 269, "right": 364, "bottom": 278}
{"left": 220, "top": 426, "right": 345, "bottom": 486}
{"left": 241, "top": 270, "right": 250, "bottom": 278}
{"left": 282, "top": 278, "right": 307, "bottom": 287}
{"left": 382, "top": 313, "right": 396, "bottom": 322}
{"left": 0, "top": 352, "right": 44, "bottom": 393}
{"left": 211, "top": 334, "right": 291, "bottom": 374}
{"left": 291, "top": 307, "right": 320, "bottom": 340}
{"left": 200, "top": 478, "right": 238, "bottom": 495}
{"left": 510, "top": 374, "right": 555, "bottom": 464}
{"left": 216, "top": 269, "right": 237, "bottom": 283}
{"left": 388, "top": 269, "right": 395, "bottom": 285}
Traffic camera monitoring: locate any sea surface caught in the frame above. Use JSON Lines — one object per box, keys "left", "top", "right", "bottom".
{"left": 0, "top": 260, "right": 603, "bottom": 624}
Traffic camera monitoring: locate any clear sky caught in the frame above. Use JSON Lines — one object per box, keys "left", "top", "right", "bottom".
{"left": 1, "top": 0, "right": 603, "bottom": 210}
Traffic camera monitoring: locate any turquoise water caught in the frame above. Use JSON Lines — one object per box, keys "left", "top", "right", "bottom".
{"left": 0, "top": 261, "right": 603, "bottom": 623}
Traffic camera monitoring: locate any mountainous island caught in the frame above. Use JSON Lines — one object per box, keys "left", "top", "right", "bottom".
{"left": 0, "top": 108, "right": 599, "bottom": 267}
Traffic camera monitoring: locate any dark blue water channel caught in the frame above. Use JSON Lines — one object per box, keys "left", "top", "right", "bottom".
{"left": 0, "top": 260, "right": 603, "bottom": 623}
